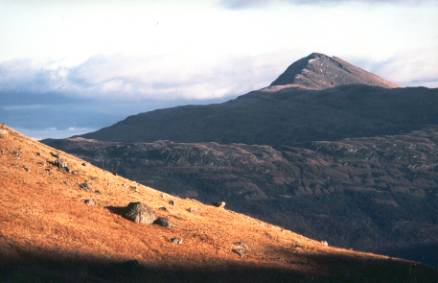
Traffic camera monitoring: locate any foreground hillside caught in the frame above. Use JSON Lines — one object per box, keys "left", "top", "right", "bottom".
{"left": 46, "top": 127, "right": 438, "bottom": 266}
{"left": 1, "top": 125, "right": 437, "bottom": 282}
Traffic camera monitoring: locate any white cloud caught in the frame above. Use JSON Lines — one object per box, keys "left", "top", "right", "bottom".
{"left": 0, "top": 53, "right": 287, "bottom": 100}
{"left": 374, "top": 47, "right": 438, "bottom": 87}
{"left": 0, "top": 0, "right": 437, "bottom": 102}
{"left": 0, "top": 45, "right": 437, "bottom": 104}
{"left": 0, "top": 58, "right": 72, "bottom": 95}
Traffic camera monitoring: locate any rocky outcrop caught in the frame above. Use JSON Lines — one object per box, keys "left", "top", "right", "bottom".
{"left": 0, "top": 129, "right": 8, "bottom": 138}
{"left": 124, "top": 202, "right": 157, "bottom": 224}
{"left": 50, "top": 158, "right": 70, "bottom": 173}
{"left": 83, "top": 199, "right": 95, "bottom": 206}
{"left": 232, "top": 242, "right": 249, "bottom": 257}
{"left": 170, "top": 237, "right": 183, "bottom": 244}
{"left": 211, "top": 201, "right": 226, "bottom": 208}
{"left": 154, "top": 217, "right": 170, "bottom": 228}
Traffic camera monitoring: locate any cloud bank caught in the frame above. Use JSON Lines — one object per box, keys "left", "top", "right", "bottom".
{"left": 0, "top": 54, "right": 286, "bottom": 101}
{"left": 0, "top": 49, "right": 437, "bottom": 105}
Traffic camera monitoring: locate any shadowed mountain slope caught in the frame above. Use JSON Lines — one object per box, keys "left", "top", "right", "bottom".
{"left": 81, "top": 85, "right": 438, "bottom": 145}
{"left": 4, "top": 124, "right": 438, "bottom": 282}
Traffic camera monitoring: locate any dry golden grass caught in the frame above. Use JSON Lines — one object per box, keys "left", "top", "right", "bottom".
{"left": 0, "top": 124, "right": 433, "bottom": 282}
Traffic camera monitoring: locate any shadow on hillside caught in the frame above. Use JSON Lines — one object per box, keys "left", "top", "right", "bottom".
{"left": 1, "top": 245, "right": 438, "bottom": 283}
{"left": 381, "top": 243, "right": 438, "bottom": 268}
{"left": 267, "top": 246, "right": 438, "bottom": 283}
{"left": 0, "top": 249, "right": 310, "bottom": 283}
{"left": 106, "top": 205, "right": 130, "bottom": 218}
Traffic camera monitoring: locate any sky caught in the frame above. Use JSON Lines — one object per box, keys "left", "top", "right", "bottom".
{"left": 1, "top": 0, "right": 437, "bottom": 138}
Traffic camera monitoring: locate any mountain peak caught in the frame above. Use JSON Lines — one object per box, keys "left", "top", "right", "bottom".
{"left": 268, "top": 52, "right": 398, "bottom": 91}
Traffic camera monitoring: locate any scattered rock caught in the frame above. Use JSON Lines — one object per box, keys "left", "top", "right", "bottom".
{"left": 79, "top": 182, "right": 90, "bottom": 190}
{"left": 159, "top": 193, "right": 164, "bottom": 199}
{"left": 154, "top": 217, "right": 170, "bottom": 228}
{"left": 159, "top": 206, "right": 168, "bottom": 211}
{"left": 94, "top": 190, "right": 101, "bottom": 194}
{"left": 170, "top": 237, "right": 183, "bottom": 244}
{"left": 168, "top": 200, "right": 175, "bottom": 206}
{"left": 113, "top": 172, "right": 118, "bottom": 176}
{"left": 186, "top": 207, "right": 196, "bottom": 213}
{"left": 13, "top": 149, "right": 22, "bottom": 159}
{"left": 183, "top": 190, "right": 199, "bottom": 198}
{"left": 124, "top": 202, "right": 157, "bottom": 224}
{"left": 50, "top": 158, "right": 70, "bottom": 173}
{"left": 232, "top": 241, "right": 249, "bottom": 257}
{"left": 36, "top": 152, "right": 41, "bottom": 156}
{"left": 82, "top": 162, "right": 87, "bottom": 166}
{"left": 321, "top": 240, "right": 329, "bottom": 247}
{"left": 0, "top": 129, "right": 8, "bottom": 138}
{"left": 129, "top": 185, "right": 138, "bottom": 192}
{"left": 50, "top": 152, "right": 59, "bottom": 158}
{"left": 211, "top": 201, "right": 226, "bottom": 208}
{"left": 83, "top": 199, "right": 95, "bottom": 206}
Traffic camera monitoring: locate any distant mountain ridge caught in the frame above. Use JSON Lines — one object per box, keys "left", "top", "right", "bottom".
{"left": 81, "top": 85, "right": 438, "bottom": 145}
{"left": 79, "top": 53, "right": 433, "bottom": 145}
